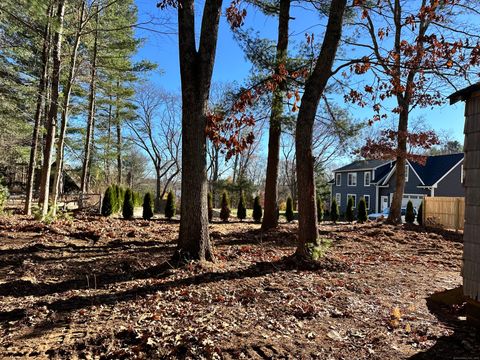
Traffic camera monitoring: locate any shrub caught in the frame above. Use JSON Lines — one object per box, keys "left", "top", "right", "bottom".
{"left": 142, "top": 192, "right": 154, "bottom": 220}
{"left": 346, "top": 196, "right": 354, "bottom": 222}
{"left": 285, "top": 197, "right": 294, "bottom": 222}
{"left": 122, "top": 188, "right": 134, "bottom": 220}
{"left": 237, "top": 191, "right": 246, "bottom": 221}
{"left": 253, "top": 196, "right": 262, "bottom": 223}
{"left": 330, "top": 199, "right": 339, "bottom": 224}
{"left": 220, "top": 192, "right": 231, "bottom": 222}
{"left": 165, "top": 190, "right": 176, "bottom": 220}
{"left": 317, "top": 197, "right": 323, "bottom": 223}
{"left": 417, "top": 201, "right": 423, "bottom": 226}
{"left": 133, "top": 192, "right": 142, "bottom": 207}
{"left": 101, "top": 186, "right": 115, "bottom": 216}
{"left": 405, "top": 200, "right": 415, "bottom": 224}
{"left": 0, "top": 183, "right": 9, "bottom": 213}
{"left": 357, "top": 197, "right": 368, "bottom": 223}
{"left": 207, "top": 192, "right": 213, "bottom": 222}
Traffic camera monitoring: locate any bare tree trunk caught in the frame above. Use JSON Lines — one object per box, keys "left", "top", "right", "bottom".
{"left": 52, "top": 0, "right": 86, "bottom": 216}
{"left": 155, "top": 168, "right": 161, "bottom": 212}
{"left": 105, "top": 99, "right": 112, "bottom": 183}
{"left": 39, "top": 0, "right": 66, "bottom": 218}
{"left": 295, "top": 0, "right": 346, "bottom": 259}
{"left": 174, "top": 0, "right": 223, "bottom": 262}
{"left": 262, "top": 0, "right": 290, "bottom": 231}
{"left": 81, "top": 6, "right": 98, "bottom": 196}
{"left": 25, "top": 3, "right": 53, "bottom": 215}
{"left": 116, "top": 110, "right": 122, "bottom": 185}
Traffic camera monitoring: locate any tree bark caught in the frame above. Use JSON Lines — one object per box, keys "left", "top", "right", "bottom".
{"left": 174, "top": 0, "right": 223, "bottom": 262}
{"left": 52, "top": 0, "right": 86, "bottom": 216}
{"left": 81, "top": 6, "right": 99, "bottom": 195}
{"left": 295, "top": 0, "right": 346, "bottom": 259}
{"left": 25, "top": 3, "right": 53, "bottom": 215}
{"left": 262, "top": 0, "right": 290, "bottom": 231}
{"left": 39, "top": 0, "right": 66, "bottom": 217}
{"left": 116, "top": 107, "right": 122, "bottom": 185}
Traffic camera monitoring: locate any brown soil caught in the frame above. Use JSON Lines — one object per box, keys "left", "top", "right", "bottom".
{"left": 0, "top": 215, "right": 478, "bottom": 359}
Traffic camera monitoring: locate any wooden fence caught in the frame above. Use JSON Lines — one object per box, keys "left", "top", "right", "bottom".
{"left": 424, "top": 196, "right": 465, "bottom": 231}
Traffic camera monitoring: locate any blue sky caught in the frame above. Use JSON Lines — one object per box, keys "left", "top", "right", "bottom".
{"left": 133, "top": 0, "right": 467, "bottom": 157}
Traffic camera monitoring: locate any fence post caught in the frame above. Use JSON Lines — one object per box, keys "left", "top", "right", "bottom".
{"left": 423, "top": 197, "right": 427, "bottom": 226}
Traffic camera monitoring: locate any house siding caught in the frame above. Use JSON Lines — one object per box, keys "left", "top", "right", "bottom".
{"left": 332, "top": 170, "right": 377, "bottom": 214}
{"left": 435, "top": 160, "right": 465, "bottom": 197}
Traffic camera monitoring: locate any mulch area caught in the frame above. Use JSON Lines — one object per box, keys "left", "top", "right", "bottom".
{"left": 0, "top": 215, "right": 477, "bottom": 359}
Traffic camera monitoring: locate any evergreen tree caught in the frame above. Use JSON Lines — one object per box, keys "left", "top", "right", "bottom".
{"left": 237, "top": 191, "right": 247, "bottom": 221}
{"left": 165, "top": 190, "right": 176, "bottom": 220}
{"left": 122, "top": 188, "right": 134, "bottom": 220}
{"left": 207, "top": 192, "right": 213, "bottom": 222}
{"left": 317, "top": 197, "right": 323, "bottom": 223}
{"left": 253, "top": 196, "right": 263, "bottom": 223}
{"left": 417, "top": 201, "right": 423, "bottom": 226}
{"left": 346, "top": 196, "right": 354, "bottom": 222}
{"left": 142, "top": 192, "right": 154, "bottom": 220}
{"left": 357, "top": 197, "right": 368, "bottom": 223}
{"left": 101, "top": 186, "right": 114, "bottom": 216}
{"left": 330, "top": 199, "right": 339, "bottom": 224}
{"left": 405, "top": 200, "right": 415, "bottom": 224}
{"left": 285, "top": 197, "right": 294, "bottom": 222}
{"left": 220, "top": 192, "right": 231, "bottom": 222}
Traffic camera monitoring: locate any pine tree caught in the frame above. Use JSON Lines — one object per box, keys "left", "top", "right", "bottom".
{"left": 357, "top": 197, "right": 368, "bottom": 223}
{"left": 142, "top": 192, "right": 154, "bottom": 220}
{"left": 317, "top": 197, "right": 323, "bottom": 223}
{"left": 165, "top": 190, "right": 176, "bottom": 220}
{"left": 220, "top": 192, "right": 231, "bottom": 222}
{"left": 253, "top": 196, "right": 263, "bottom": 223}
{"left": 101, "top": 186, "right": 114, "bottom": 216}
{"left": 405, "top": 200, "right": 415, "bottom": 224}
{"left": 330, "top": 199, "right": 339, "bottom": 224}
{"left": 346, "top": 196, "right": 354, "bottom": 222}
{"left": 207, "top": 192, "right": 213, "bottom": 222}
{"left": 122, "top": 188, "right": 134, "bottom": 220}
{"left": 285, "top": 197, "right": 294, "bottom": 222}
{"left": 237, "top": 191, "right": 247, "bottom": 221}
{"left": 417, "top": 201, "right": 423, "bottom": 226}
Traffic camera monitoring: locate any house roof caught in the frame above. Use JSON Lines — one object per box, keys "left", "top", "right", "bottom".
{"left": 448, "top": 82, "right": 480, "bottom": 104}
{"left": 334, "top": 159, "right": 389, "bottom": 172}
{"left": 372, "top": 163, "right": 392, "bottom": 183}
{"left": 409, "top": 153, "right": 464, "bottom": 186}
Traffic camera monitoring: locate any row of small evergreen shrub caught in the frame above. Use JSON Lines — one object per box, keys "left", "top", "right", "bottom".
{"left": 212, "top": 191, "right": 263, "bottom": 223}
{"left": 101, "top": 184, "right": 142, "bottom": 219}
{"left": 329, "top": 197, "right": 368, "bottom": 224}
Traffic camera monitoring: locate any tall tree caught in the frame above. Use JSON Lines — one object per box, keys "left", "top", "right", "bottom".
{"left": 262, "top": 0, "right": 290, "bottom": 231}
{"left": 38, "top": 0, "right": 66, "bottom": 217}
{"left": 295, "top": 0, "right": 347, "bottom": 259}
{"left": 161, "top": 0, "right": 223, "bottom": 261}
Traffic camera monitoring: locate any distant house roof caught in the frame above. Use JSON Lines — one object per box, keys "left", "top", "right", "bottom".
{"left": 409, "top": 153, "right": 464, "bottom": 186}
{"left": 334, "top": 159, "right": 389, "bottom": 172}
{"left": 448, "top": 83, "right": 480, "bottom": 104}
{"left": 372, "top": 163, "right": 393, "bottom": 183}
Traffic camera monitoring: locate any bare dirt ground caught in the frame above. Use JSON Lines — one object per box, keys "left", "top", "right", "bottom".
{"left": 0, "top": 214, "right": 478, "bottom": 359}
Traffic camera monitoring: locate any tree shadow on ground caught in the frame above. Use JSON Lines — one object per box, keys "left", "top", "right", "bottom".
{"left": 211, "top": 226, "right": 298, "bottom": 248}
{"left": 409, "top": 287, "right": 480, "bottom": 359}
{"left": 0, "top": 255, "right": 350, "bottom": 331}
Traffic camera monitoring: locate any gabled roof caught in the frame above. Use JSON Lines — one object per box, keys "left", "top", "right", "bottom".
{"left": 372, "top": 163, "right": 393, "bottom": 183}
{"left": 409, "top": 153, "right": 464, "bottom": 186}
{"left": 334, "top": 159, "right": 389, "bottom": 172}
{"left": 448, "top": 83, "right": 480, "bottom": 104}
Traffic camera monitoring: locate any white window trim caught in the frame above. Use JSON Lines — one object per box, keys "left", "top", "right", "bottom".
{"left": 335, "top": 193, "right": 341, "bottom": 205}
{"left": 336, "top": 173, "right": 341, "bottom": 186}
{"left": 347, "top": 172, "right": 357, "bottom": 187}
{"left": 347, "top": 194, "right": 357, "bottom": 208}
{"left": 363, "top": 195, "right": 370, "bottom": 210}
{"left": 364, "top": 172, "right": 371, "bottom": 186}
{"left": 405, "top": 165, "right": 409, "bottom": 182}
{"left": 461, "top": 164, "right": 464, "bottom": 184}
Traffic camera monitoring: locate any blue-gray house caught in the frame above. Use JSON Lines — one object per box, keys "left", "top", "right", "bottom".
{"left": 329, "top": 153, "right": 464, "bottom": 214}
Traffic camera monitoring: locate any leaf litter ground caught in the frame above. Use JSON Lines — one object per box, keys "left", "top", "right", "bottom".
{"left": 0, "top": 215, "right": 478, "bottom": 359}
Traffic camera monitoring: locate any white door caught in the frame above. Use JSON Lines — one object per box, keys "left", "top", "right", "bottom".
{"left": 381, "top": 196, "right": 389, "bottom": 211}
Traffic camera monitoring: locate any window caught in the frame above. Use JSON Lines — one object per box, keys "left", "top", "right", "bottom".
{"left": 347, "top": 194, "right": 357, "bottom": 208}
{"left": 347, "top": 172, "right": 357, "bottom": 186}
{"left": 336, "top": 173, "right": 341, "bottom": 186}
{"left": 363, "top": 195, "right": 370, "bottom": 210}
{"left": 335, "top": 193, "right": 341, "bottom": 205}
{"left": 461, "top": 164, "right": 465, "bottom": 184}
{"left": 364, "top": 172, "right": 371, "bottom": 186}
{"left": 405, "top": 165, "right": 409, "bottom": 182}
